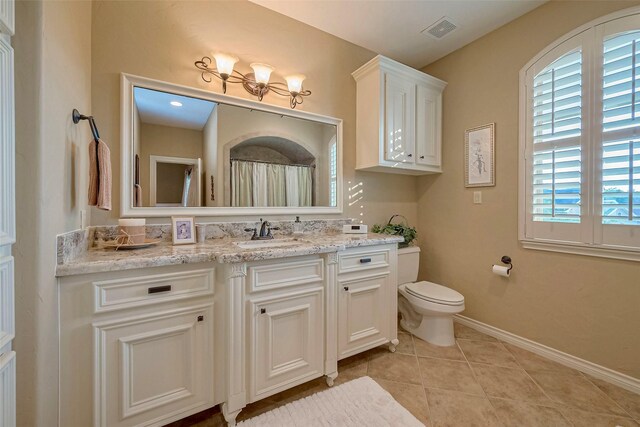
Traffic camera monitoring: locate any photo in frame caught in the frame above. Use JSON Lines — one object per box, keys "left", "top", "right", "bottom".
{"left": 171, "top": 216, "right": 196, "bottom": 245}
{"left": 465, "top": 123, "right": 495, "bottom": 187}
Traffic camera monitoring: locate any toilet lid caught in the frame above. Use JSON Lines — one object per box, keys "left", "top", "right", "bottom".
{"left": 405, "top": 281, "right": 464, "bottom": 305}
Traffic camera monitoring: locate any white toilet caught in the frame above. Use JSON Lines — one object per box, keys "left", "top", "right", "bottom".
{"left": 397, "top": 246, "right": 465, "bottom": 346}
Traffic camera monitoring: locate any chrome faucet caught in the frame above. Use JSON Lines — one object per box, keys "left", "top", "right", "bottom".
{"left": 244, "top": 219, "right": 280, "bottom": 240}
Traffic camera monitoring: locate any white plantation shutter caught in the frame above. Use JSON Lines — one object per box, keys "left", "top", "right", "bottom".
{"left": 329, "top": 141, "right": 337, "bottom": 206}
{"left": 521, "top": 11, "right": 640, "bottom": 258}
{"left": 531, "top": 49, "right": 583, "bottom": 224}
{"left": 601, "top": 31, "right": 640, "bottom": 226}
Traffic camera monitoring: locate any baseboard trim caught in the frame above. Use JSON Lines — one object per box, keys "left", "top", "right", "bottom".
{"left": 454, "top": 314, "right": 640, "bottom": 395}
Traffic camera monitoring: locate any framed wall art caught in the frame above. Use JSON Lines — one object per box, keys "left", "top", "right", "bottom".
{"left": 465, "top": 123, "right": 495, "bottom": 187}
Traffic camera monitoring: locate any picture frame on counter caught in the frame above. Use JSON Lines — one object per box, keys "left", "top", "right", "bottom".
{"left": 171, "top": 216, "right": 196, "bottom": 245}
{"left": 464, "top": 123, "right": 495, "bottom": 188}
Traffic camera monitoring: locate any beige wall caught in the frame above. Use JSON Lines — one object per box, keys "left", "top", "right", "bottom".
{"left": 419, "top": 0, "right": 640, "bottom": 379}
{"left": 90, "top": 0, "right": 418, "bottom": 226}
{"left": 203, "top": 108, "right": 218, "bottom": 206}
{"left": 13, "top": 0, "right": 92, "bottom": 425}
{"left": 139, "top": 122, "right": 204, "bottom": 206}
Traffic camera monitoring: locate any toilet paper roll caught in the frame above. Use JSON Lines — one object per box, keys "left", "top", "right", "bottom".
{"left": 492, "top": 265, "right": 511, "bottom": 277}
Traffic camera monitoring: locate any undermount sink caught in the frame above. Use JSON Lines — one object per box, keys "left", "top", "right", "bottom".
{"left": 233, "top": 238, "right": 309, "bottom": 250}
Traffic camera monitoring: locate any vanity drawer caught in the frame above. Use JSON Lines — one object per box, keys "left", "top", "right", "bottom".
{"left": 247, "top": 257, "right": 324, "bottom": 293}
{"left": 93, "top": 268, "right": 215, "bottom": 313}
{"left": 338, "top": 247, "right": 391, "bottom": 275}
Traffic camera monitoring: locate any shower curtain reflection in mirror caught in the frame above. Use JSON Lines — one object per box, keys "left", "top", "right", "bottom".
{"left": 231, "top": 159, "right": 313, "bottom": 207}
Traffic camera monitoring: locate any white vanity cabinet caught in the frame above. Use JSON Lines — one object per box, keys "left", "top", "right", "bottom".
{"left": 57, "top": 242, "right": 399, "bottom": 426}
{"left": 337, "top": 245, "right": 398, "bottom": 359}
{"left": 58, "top": 265, "right": 218, "bottom": 427}
{"left": 244, "top": 256, "right": 325, "bottom": 402}
{"left": 352, "top": 55, "right": 446, "bottom": 175}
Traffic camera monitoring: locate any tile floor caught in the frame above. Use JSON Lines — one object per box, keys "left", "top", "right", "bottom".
{"left": 169, "top": 322, "right": 640, "bottom": 427}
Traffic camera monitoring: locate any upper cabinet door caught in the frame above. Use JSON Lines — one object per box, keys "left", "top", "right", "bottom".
{"left": 0, "top": 0, "right": 14, "bottom": 36}
{"left": 384, "top": 73, "right": 415, "bottom": 163}
{"left": 0, "top": 37, "right": 14, "bottom": 247}
{"left": 416, "top": 83, "right": 441, "bottom": 167}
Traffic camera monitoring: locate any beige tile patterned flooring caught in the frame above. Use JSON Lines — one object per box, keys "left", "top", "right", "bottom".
{"left": 169, "top": 322, "right": 640, "bottom": 427}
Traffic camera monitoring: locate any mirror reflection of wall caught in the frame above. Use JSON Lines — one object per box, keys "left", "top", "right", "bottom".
{"left": 131, "top": 85, "right": 338, "bottom": 209}
{"left": 133, "top": 87, "right": 215, "bottom": 207}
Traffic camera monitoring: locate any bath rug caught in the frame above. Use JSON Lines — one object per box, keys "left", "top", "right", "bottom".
{"left": 237, "top": 376, "right": 424, "bottom": 426}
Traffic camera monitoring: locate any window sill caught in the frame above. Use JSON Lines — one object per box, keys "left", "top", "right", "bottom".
{"left": 521, "top": 239, "right": 640, "bottom": 262}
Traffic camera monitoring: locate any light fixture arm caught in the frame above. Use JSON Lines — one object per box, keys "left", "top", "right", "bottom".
{"left": 194, "top": 56, "right": 311, "bottom": 109}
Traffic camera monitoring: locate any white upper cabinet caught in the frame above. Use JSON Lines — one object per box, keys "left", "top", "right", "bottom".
{"left": 352, "top": 55, "right": 446, "bottom": 175}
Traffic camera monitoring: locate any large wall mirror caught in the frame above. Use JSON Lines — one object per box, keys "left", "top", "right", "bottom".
{"left": 121, "top": 74, "right": 343, "bottom": 217}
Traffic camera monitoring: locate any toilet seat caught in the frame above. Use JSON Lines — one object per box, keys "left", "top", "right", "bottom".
{"left": 405, "top": 281, "right": 464, "bottom": 306}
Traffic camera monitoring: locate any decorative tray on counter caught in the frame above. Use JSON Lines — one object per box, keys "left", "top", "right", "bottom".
{"left": 101, "top": 239, "right": 161, "bottom": 250}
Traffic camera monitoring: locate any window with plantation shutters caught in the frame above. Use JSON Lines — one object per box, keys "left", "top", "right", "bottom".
{"left": 601, "top": 31, "right": 640, "bottom": 226}
{"left": 531, "top": 49, "right": 583, "bottom": 224}
{"left": 520, "top": 10, "right": 640, "bottom": 261}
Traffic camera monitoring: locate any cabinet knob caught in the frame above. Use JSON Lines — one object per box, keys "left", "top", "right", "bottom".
{"left": 360, "top": 258, "right": 372, "bottom": 264}
{"left": 260, "top": 308, "right": 266, "bottom": 314}
{"left": 197, "top": 315, "right": 204, "bottom": 322}
{"left": 407, "top": 154, "right": 413, "bottom": 157}
{"left": 420, "top": 155, "right": 425, "bottom": 159}
{"left": 343, "top": 286, "right": 349, "bottom": 291}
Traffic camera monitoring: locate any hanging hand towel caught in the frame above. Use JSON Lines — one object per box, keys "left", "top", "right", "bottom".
{"left": 134, "top": 184, "right": 142, "bottom": 207}
{"left": 88, "top": 139, "right": 112, "bottom": 211}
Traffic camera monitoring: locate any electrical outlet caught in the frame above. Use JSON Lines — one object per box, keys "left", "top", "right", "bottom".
{"left": 473, "top": 191, "right": 482, "bottom": 204}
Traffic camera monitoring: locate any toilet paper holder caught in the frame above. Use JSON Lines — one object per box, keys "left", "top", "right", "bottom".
{"left": 500, "top": 255, "right": 513, "bottom": 273}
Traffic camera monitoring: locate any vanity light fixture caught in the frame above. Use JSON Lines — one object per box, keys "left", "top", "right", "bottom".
{"left": 194, "top": 53, "right": 311, "bottom": 109}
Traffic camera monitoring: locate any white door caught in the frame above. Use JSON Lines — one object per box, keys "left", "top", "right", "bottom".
{"left": 93, "top": 304, "right": 214, "bottom": 427}
{"left": 385, "top": 74, "right": 416, "bottom": 163}
{"left": 338, "top": 273, "right": 390, "bottom": 358}
{"left": 249, "top": 289, "right": 324, "bottom": 402}
{"left": 416, "top": 83, "right": 441, "bottom": 167}
{"left": 0, "top": 2, "right": 15, "bottom": 424}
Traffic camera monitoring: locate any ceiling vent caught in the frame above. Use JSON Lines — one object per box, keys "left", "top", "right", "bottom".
{"left": 422, "top": 17, "right": 457, "bottom": 40}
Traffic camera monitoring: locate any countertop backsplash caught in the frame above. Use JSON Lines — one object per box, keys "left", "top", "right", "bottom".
{"left": 57, "top": 218, "right": 353, "bottom": 266}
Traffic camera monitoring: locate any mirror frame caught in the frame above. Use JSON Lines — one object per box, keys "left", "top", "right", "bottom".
{"left": 121, "top": 73, "right": 343, "bottom": 217}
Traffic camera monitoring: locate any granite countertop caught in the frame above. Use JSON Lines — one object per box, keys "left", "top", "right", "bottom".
{"left": 55, "top": 233, "right": 404, "bottom": 277}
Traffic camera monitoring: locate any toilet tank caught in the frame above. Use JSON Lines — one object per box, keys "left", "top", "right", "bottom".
{"left": 397, "top": 246, "right": 420, "bottom": 285}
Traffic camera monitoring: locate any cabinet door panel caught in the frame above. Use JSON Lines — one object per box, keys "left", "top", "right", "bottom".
{"left": 0, "top": 256, "right": 13, "bottom": 349}
{"left": 0, "top": 37, "right": 14, "bottom": 246}
{"left": 94, "top": 304, "right": 214, "bottom": 427}
{"left": 385, "top": 74, "right": 415, "bottom": 163}
{"left": 0, "top": 351, "right": 15, "bottom": 427}
{"left": 416, "top": 84, "right": 441, "bottom": 167}
{"left": 338, "top": 273, "right": 390, "bottom": 358}
{"left": 0, "top": 0, "right": 14, "bottom": 35}
{"left": 250, "top": 289, "right": 323, "bottom": 402}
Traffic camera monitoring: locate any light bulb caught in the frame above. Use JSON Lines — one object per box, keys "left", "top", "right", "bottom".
{"left": 250, "top": 63, "right": 275, "bottom": 85}
{"left": 285, "top": 74, "right": 306, "bottom": 94}
{"left": 213, "top": 53, "right": 238, "bottom": 76}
